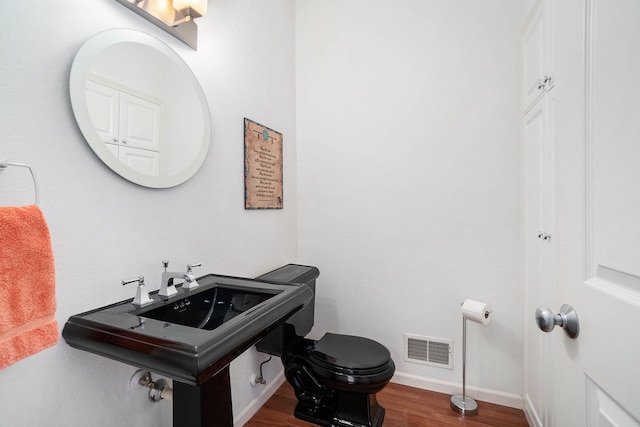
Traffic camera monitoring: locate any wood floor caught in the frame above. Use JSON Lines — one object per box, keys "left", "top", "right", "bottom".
{"left": 245, "top": 382, "right": 530, "bottom": 427}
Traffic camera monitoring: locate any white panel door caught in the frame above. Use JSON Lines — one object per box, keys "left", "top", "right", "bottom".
{"left": 553, "top": 0, "right": 640, "bottom": 425}
{"left": 523, "top": 0, "right": 553, "bottom": 112}
{"left": 523, "top": 93, "right": 555, "bottom": 427}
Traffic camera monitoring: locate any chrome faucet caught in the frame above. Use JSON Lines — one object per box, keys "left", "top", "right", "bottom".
{"left": 159, "top": 260, "right": 201, "bottom": 298}
{"left": 183, "top": 263, "right": 201, "bottom": 290}
{"left": 122, "top": 276, "right": 153, "bottom": 307}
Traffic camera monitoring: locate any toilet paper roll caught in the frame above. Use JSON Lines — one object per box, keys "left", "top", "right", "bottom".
{"left": 461, "top": 299, "right": 492, "bottom": 325}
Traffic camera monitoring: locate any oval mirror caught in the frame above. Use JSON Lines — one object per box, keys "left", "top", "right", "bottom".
{"left": 69, "top": 29, "right": 211, "bottom": 188}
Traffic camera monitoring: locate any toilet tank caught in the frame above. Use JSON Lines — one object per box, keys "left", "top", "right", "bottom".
{"left": 255, "top": 264, "right": 319, "bottom": 356}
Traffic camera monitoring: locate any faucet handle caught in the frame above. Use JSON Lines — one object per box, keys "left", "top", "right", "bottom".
{"left": 162, "top": 260, "right": 169, "bottom": 271}
{"left": 122, "top": 276, "right": 144, "bottom": 287}
{"left": 122, "top": 276, "right": 153, "bottom": 307}
{"left": 183, "top": 263, "right": 202, "bottom": 290}
{"left": 186, "top": 263, "right": 201, "bottom": 273}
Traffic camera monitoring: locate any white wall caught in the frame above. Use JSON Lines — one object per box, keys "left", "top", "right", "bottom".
{"left": 0, "top": 1, "right": 295, "bottom": 426}
{"left": 296, "top": 0, "right": 526, "bottom": 404}
{"left": 1, "top": 1, "right": 530, "bottom": 425}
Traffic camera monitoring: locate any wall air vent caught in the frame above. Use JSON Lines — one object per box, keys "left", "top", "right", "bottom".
{"left": 404, "top": 334, "right": 453, "bottom": 369}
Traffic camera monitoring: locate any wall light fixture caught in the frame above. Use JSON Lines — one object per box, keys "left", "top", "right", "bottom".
{"left": 114, "top": 0, "right": 208, "bottom": 50}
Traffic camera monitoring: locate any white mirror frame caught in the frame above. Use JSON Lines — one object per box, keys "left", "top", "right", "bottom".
{"left": 69, "top": 28, "right": 211, "bottom": 188}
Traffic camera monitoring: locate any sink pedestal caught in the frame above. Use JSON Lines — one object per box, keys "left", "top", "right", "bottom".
{"left": 173, "top": 365, "right": 233, "bottom": 427}
{"left": 62, "top": 266, "right": 319, "bottom": 427}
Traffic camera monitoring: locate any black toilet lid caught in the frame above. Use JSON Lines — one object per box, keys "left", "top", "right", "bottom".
{"left": 309, "top": 333, "right": 392, "bottom": 375}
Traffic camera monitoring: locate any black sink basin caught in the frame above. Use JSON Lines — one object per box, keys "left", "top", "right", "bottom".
{"left": 62, "top": 272, "right": 314, "bottom": 385}
{"left": 141, "top": 286, "right": 278, "bottom": 330}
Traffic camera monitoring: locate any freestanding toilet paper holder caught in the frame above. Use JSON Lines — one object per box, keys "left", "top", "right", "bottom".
{"left": 450, "top": 302, "right": 492, "bottom": 416}
{"left": 450, "top": 316, "right": 478, "bottom": 416}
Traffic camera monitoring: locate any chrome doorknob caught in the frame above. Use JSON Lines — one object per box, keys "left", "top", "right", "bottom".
{"left": 535, "top": 304, "right": 579, "bottom": 339}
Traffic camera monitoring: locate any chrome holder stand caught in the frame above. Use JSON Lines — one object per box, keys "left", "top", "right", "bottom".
{"left": 450, "top": 317, "right": 478, "bottom": 416}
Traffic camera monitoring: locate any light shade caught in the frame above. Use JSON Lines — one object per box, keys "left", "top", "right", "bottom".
{"left": 173, "top": 0, "right": 207, "bottom": 17}
{"left": 114, "top": 0, "right": 206, "bottom": 50}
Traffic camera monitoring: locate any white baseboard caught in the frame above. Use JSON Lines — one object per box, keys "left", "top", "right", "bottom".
{"left": 522, "top": 393, "right": 543, "bottom": 427}
{"left": 234, "top": 371, "right": 286, "bottom": 427}
{"left": 391, "top": 371, "right": 524, "bottom": 410}
{"left": 235, "top": 370, "right": 524, "bottom": 426}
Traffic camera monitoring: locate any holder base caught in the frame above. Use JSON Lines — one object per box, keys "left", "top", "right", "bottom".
{"left": 450, "top": 395, "right": 478, "bottom": 417}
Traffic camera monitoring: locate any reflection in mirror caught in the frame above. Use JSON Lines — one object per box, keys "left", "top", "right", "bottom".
{"left": 69, "top": 29, "right": 211, "bottom": 188}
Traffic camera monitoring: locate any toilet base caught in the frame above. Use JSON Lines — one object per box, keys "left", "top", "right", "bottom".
{"left": 282, "top": 336, "right": 392, "bottom": 427}
{"left": 293, "top": 389, "right": 386, "bottom": 427}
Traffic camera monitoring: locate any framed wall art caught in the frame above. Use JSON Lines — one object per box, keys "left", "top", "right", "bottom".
{"left": 244, "top": 118, "right": 283, "bottom": 209}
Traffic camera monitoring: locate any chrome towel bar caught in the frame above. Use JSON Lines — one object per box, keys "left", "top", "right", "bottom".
{"left": 0, "top": 157, "right": 40, "bottom": 205}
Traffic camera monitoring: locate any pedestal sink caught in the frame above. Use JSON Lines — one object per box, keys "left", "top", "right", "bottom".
{"left": 62, "top": 266, "right": 318, "bottom": 427}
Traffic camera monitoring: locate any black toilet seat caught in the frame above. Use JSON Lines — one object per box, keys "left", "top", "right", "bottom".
{"left": 308, "top": 333, "right": 395, "bottom": 385}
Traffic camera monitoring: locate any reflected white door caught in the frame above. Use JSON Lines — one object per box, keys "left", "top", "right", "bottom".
{"left": 85, "top": 79, "right": 161, "bottom": 177}
{"left": 553, "top": 0, "right": 640, "bottom": 425}
{"left": 119, "top": 92, "right": 160, "bottom": 152}
{"left": 85, "top": 80, "right": 119, "bottom": 146}
{"left": 119, "top": 146, "right": 160, "bottom": 177}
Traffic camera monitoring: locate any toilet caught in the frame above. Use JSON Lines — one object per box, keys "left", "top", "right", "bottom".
{"left": 256, "top": 265, "right": 395, "bottom": 427}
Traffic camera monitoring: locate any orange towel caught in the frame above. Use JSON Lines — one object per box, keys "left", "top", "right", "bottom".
{"left": 0, "top": 205, "right": 58, "bottom": 369}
